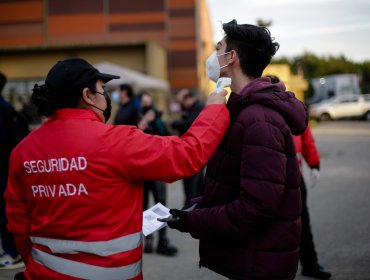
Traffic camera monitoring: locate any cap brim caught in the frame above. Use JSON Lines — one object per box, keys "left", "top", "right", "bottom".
{"left": 97, "top": 72, "right": 120, "bottom": 83}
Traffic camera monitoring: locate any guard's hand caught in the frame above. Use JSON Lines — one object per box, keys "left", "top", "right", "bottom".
{"left": 310, "top": 168, "right": 320, "bottom": 188}
{"left": 167, "top": 209, "right": 188, "bottom": 232}
{"left": 206, "top": 89, "right": 227, "bottom": 105}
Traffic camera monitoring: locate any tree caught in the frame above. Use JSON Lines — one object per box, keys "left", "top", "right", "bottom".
{"left": 359, "top": 62, "right": 370, "bottom": 94}
{"left": 272, "top": 52, "right": 370, "bottom": 95}
{"left": 256, "top": 18, "right": 273, "bottom": 27}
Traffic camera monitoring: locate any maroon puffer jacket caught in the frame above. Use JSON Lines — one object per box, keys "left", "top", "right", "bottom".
{"left": 187, "top": 77, "right": 308, "bottom": 280}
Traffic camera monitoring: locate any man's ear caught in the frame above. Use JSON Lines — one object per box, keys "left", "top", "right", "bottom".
{"left": 81, "top": 88, "right": 94, "bottom": 105}
{"left": 229, "top": 50, "right": 238, "bottom": 65}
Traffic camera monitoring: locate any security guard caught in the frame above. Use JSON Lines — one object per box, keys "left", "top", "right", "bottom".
{"left": 5, "top": 58, "right": 229, "bottom": 280}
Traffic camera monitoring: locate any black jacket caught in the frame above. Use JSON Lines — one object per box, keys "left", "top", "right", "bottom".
{"left": 114, "top": 98, "right": 140, "bottom": 126}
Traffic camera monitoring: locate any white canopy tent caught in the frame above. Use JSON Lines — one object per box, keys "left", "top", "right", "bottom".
{"left": 94, "top": 61, "right": 169, "bottom": 92}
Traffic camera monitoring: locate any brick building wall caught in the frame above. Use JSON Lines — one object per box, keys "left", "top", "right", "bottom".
{"left": 0, "top": 0, "right": 212, "bottom": 94}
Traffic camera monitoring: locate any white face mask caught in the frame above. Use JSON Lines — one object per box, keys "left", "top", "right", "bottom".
{"left": 111, "top": 91, "right": 120, "bottom": 103}
{"left": 206, "top": 51, "right": 232, "bottom": 82}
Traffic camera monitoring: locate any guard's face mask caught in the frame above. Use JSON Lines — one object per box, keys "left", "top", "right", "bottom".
{"left": 102, "top": 92, "right": 112, "bottom": 122}
{"left": 88, "top": 90, "right": 112, "bottom": 123}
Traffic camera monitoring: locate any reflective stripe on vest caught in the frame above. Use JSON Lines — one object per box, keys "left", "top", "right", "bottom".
{"left": 30, "top": 231, "right": 142, "bottom": 256}
{"left": 32, "top": 248, "right": 142, "bottom": 280}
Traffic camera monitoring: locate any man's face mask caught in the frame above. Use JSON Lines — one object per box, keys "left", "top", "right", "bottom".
{"left": 206, "top": 51, "right": 232, "bottom": 82}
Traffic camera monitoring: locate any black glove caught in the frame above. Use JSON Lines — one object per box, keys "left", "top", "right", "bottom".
{"left": 167, "top": 209, "right": 188, "bottom": 232}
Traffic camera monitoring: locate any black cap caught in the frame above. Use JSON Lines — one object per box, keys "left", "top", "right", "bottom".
{"left": 45, "top": 58, "right": 119, "bottom": 95}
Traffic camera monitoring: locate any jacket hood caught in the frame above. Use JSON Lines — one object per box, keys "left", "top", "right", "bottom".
{"left": 227, "top": 77, "right": 308, "bottom": 135}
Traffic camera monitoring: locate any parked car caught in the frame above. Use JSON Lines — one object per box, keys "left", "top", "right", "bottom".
{"left": 309, "top": 94, "right": 370, "bottom": 121}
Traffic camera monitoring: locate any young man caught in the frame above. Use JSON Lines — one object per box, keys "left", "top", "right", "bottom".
{"left": 167, "top": 20, "right": 308, "bottom": 280}
{"left": 5, "top": 58, "right": 229, "bottom": 280}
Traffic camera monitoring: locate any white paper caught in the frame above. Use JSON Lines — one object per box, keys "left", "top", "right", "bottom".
{"left": 142, "top": 203, "right": 170, "bottom": 236}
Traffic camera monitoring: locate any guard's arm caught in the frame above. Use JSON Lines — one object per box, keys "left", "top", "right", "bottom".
{"left": 112, "top": 104, "right": 229, "bottom": 182}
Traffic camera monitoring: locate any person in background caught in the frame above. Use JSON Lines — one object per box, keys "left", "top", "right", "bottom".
{"left": 113, "top": 83, "right": 140, "bottom": 125}
{"left": 293, "top": 126, "right": 331, "bottom": 279}
{"left": 171, "top": 89, "right": 205, "bottom": 207}
{"left": 166, "top": 20, "right": 308, "bottom": 280}
{"left": 4, "top": 58, "right": 229, "bottom": 280}
{"left": 138, "top": 92, "right": 178, "bottom": 256}
{"left": 18, "top": 96, "right": 41, "bottom": 127}
{"left": 269, "top": 74, "right": 331, "bottom": 279}
{"left": 0, "top": 72, "right": 28, "bottom": 270}
{"left": 0, "top": 72, "right": 29, "bottom": 270}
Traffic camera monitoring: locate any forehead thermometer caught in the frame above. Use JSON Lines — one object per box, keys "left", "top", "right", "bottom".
{"left": 215, "top": 77, "right": 232, "bottom": 93}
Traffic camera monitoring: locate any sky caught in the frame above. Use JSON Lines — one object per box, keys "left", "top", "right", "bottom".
{"left": 206, "top": 0, "right": 370, "bottom": 62}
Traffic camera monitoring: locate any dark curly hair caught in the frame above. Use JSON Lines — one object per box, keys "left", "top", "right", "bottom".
{"left": 119, "top": 83, "right": 134, "bottom": 98}
{"left": 222, "top": 19, "right": 279, "bottom": 78}
{"left": 31, "top": 79, "right": 97, "bottom": 117}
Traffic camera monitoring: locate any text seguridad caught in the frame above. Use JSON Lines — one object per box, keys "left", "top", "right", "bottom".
{"left": 23, "top": 157, "right": 90, "bottom": 198}
{"left": 23, "top": 157, "right": 87, "bottom": 174}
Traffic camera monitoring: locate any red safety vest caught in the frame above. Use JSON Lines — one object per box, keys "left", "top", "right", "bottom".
{"left": 5, "top": 105, "right": 229, "bottom": 280}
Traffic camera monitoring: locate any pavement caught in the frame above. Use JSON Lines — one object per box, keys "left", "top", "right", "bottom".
{"left": 1, "top": 120, "right": 370, "bottom": 280}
